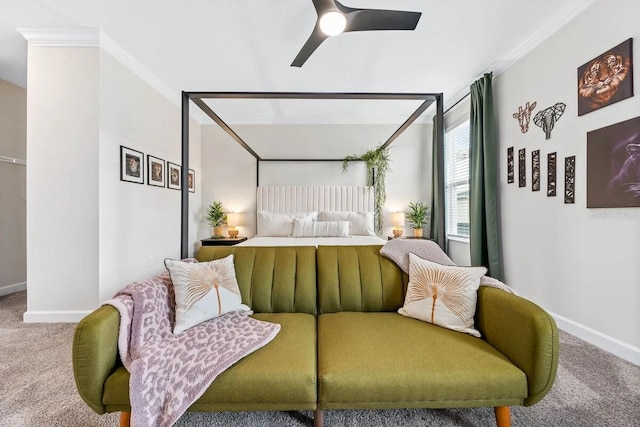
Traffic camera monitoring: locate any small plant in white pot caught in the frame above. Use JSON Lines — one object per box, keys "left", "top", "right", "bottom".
{"left": 406, "top": 202, "right": 430, "bottom": 238}
{"left": 205, "top": 201, "right": 226, "bottom": 238}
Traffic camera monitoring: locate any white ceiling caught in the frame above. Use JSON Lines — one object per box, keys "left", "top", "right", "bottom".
{"left": 1, "top": 0, "right": 596, "bottom": 125}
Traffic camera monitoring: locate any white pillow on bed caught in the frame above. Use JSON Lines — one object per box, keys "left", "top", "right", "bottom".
{"left": 292, "top": 219, "right": 350, "bottom": 238}
{"left": 257, "top": 211, "right": 318, "bottom": 237}
{"left": 318, "top": 211, "right": 375, "bottom": 236}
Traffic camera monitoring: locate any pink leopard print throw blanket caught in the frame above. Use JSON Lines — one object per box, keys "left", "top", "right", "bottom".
{"left": 104, "top": 272, "right": 280, "bottom": 427}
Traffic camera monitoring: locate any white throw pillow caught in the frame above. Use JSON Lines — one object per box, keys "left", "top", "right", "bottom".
{"left": 256, "top": 211, "right": 318, "bottom": 236}
{"left": 318, "top": 211, "right": 375, "bottom": 236}
{"left": 398, "top": 253, "right": 487, "bottom": 337}
{"left": 165, "top": 255, "right": 250, "bottom": 334}
{"left": 292, "top": 219, "right": 350, "bottom": 238}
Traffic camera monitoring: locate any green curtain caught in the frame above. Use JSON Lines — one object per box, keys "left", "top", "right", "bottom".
{"left": 429, "top": 115, "right": 445, "bottom": 250}
{"left": 469, "top": 73, "right": 503, "bottom": 280}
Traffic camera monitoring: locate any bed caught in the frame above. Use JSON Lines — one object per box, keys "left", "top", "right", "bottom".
{"left": 237, "top": 186, "right": 387, "bottom": 247}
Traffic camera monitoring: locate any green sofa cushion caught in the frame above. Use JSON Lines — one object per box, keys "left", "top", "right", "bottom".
{"left": 196, "top": 246, "right": 317, "bottom": 315}
{"left": 317, "top": 312, "right": 527, "bottom": 410}
{"left": 103, "top": 313, "right": 317, "bottom": 412}
{"left": 317, "top": 245, "right": 407, "bottom": 313}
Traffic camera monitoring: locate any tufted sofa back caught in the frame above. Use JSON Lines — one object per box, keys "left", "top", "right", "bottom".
{"left": 196, "top": 246, "right": 317, "bottom": 315}
{"left": 317, "top": 245, "right": 407, "bottom": 313}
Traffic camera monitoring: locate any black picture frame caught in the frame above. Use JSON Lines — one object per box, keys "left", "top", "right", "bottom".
{"left": 120, "top": 146, "right": 144, "bottom": 184}
{"left": 532, "top": 150, "right": 540, "bottom": 192}
{"left": 167, "top": 162, "right": 181, "bottom": 190}
{"left": 578, "top": 38, "right": 634, "bottom": 116}
{"left": 518, "top": 148, "right": 526, "bottom": 188}
{"left": 147, "top": 155, "right": 165, "bottom": 187}
{"left": 507, "top": 147, "right": 514, "bottom": 184}
{"left": 547, "top": 152, "right": 557, "bottom": 197}
{"left": 188, "top": 169, "right": 195, "bottom": 193}
{"left": 565, "top": 156, "right": 576, "bottom": 204}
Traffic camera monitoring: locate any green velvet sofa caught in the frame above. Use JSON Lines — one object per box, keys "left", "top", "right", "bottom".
{"left": 73, "top": 245, "right": 559, "bottom": 427}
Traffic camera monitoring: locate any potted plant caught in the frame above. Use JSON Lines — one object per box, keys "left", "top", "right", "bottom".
{"left": 205, "top": 201, "right": 226, "bottom": 237}
{"left": 406, "top": 202, "right": 430, "bottom": 237}
{"left": 342, "top": 144, "right": 391, "bottom": 235}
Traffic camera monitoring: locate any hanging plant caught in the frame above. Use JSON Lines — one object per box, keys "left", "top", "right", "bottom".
{"left": 342, "top": 144, "right": 390, "bottom": 234}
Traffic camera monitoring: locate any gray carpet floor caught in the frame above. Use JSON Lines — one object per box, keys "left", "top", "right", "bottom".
{"left": 1, "top": 290, "right": 639, "bottom": 426}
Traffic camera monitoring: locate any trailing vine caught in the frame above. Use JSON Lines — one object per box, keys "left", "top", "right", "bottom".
{"left": 342, "top": 144, "right": 390, "bottom": 235}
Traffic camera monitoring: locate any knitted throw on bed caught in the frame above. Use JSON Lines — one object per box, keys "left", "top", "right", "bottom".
{"left": 380, "top": 238, "right": 515, "bottom": 294}
{"left": 104, "top": 272, "right": 281, "bottom": 427}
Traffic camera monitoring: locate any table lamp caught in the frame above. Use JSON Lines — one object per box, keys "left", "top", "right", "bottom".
{"left": 226, "top": 212, "right": 240, "bottom": 238}
{"left": 391, "top": 212, "right": 405, "bottom": 238}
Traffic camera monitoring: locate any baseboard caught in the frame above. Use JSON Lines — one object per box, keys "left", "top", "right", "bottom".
{"left": 549, "top": 310, "right": 640, "bottom": 366}
{"left": 23, "top": 310, "right": 91, "bottom": 323}
{"left": 0, "top": 282, "right": 27, "bottom": 297}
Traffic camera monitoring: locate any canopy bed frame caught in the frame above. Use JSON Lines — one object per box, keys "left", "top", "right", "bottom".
{"left": 180, "top": 91, "right": 445, "bottom": 258}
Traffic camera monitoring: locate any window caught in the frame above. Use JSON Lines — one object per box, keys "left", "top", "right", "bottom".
{"left": 445, "top": 120, "right": 470, "bottom": 238}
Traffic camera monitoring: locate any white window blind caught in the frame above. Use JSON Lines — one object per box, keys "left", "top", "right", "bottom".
{"left": 445, "top": 120, "right": 470, "bottom": 238}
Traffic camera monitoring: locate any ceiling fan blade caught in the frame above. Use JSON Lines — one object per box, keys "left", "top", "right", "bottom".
{"left": 311, "top": 0, "right": 337, "bottom": 15}
{"left": 345, "top": 9, "right": 421, "bottom": 32}
{"left": 291, "top": 26, "right": 329, "bottom": 67}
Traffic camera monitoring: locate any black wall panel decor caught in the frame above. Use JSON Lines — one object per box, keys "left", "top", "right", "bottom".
{"left": 532, "top": 150, "right": 541, "bottom": 191}
{"left": 518, "top": 148, "right": 526, "bottom": 188}
{"left": 507, "top": 147, "right": 514, "bottom": 183}
{"left": 565, "top": 156, "right": 576, "bottom": 204}
{"left": 547, "top": 152, "right": 557, "bottom": 196}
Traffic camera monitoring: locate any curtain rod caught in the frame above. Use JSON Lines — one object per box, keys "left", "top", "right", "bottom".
{"left": 0, "top": 155, "right": 26, "bottom": 166}
{"left": 444, "top": 92, "right": 470, "bottom": 115}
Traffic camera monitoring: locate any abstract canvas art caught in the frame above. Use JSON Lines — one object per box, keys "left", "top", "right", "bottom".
{"left": 578, "top": 38, "right": 634, "bottom": 116}
{"left": 587, "top": 115, "right": 640, "bottom": 208}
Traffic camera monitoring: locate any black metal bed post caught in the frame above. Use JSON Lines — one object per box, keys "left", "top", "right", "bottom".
{"left": 435, "top": 93, "right": 446, "bottom": 249}
{"left": 181, "top": 92, "right": 189, "bottom": 259}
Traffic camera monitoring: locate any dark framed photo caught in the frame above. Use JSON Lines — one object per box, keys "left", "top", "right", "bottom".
{"left": 167, "top": 162, "right": 181, "bottom": 190}
{"left": 147, "top": 155, "right": 165, "bottom": 187}
{"left": 587, "top": 115, "right": 640, "bottom": 208}
{"left": 188, "top": 169, "right": 195, "bottom": 193}
{"left": 578, "top": 38, "right": 633, "bottom": 116}
{"left": 120, "top": 146, "right": 144, "bottom": 184}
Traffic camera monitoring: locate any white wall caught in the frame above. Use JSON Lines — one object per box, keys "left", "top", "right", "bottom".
{"left": 200, "top": 123, "right": 432, "bottom": 238}
{"left": 0, "top": 79, "right": 27, "bottom": 296}
{"left": 98, "top": 50, "right": 202, "bottom": 302}
{"left": 23, "top": 34, "right": 202, "bottom": 320}
{"left": 494, "top": 0, "right": 640, "bottom": 363}
{"left": 25, "top": 46, "right": 100, "bottom": 318}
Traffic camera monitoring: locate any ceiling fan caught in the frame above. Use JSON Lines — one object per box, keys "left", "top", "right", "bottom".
{"left": 291, "top": 0, "right": 422, "bottom": 67}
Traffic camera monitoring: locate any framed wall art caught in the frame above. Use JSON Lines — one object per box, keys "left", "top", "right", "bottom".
{"left": 587, "top": 115, "right": 640, "bottom": 208}
{"left": 120, "top": 146, "right": 144, "bottom": 184}
{"left": 147, "top": 155, "right": 165, "bottom": 187}
{"left": 578, "top": 38, "right": 633, "bottom": 116}
{"left": 188, "top": 169, "right": 195, "bottom": 193}
{"left": 167, "top": 162, "right": 181, "bottom": 190}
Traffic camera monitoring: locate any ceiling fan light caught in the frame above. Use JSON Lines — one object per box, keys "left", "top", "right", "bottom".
{"left": 319, "top": 11, "right": 346, "bottom": 36}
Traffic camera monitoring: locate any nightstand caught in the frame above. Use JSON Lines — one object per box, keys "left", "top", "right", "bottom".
{"left": 387, "top": 236, "right": 432, "bottom": 241}
{"left": 200, "top": 237, "right": 248, "bottom": 246}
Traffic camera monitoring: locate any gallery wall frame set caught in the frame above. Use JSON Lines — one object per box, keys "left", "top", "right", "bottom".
{"left": 120, "top": 145, "right": 195, "bottom": 191}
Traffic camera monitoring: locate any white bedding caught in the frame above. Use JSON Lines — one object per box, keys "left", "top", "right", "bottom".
{"left": 236, "top": 236, "right": 386, "bottom": 247}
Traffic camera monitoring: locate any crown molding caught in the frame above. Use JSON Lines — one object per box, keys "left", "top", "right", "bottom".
{"left": 17, "top": 28, "right": 100, "bottom": 47}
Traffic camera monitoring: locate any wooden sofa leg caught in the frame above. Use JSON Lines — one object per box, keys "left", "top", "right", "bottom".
{"left": 494, "top": 406, "right": 511, "bottom": 427}
{"left": 120, "top": 411, "right": 131, "bottom": 427}
{"left": 313, "top": 409, "right": 324, "bottom": 427}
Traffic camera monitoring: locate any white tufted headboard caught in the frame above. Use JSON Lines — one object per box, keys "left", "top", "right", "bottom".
{"left": 257, "top": 186, "right": 375, "bottom": 213}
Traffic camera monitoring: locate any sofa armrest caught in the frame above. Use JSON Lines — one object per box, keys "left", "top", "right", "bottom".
{"left": 475, "top": 287, "right": 559, "bottom": 406}
{"left": 72, "top": 305, "right": 121, "bottom": 414}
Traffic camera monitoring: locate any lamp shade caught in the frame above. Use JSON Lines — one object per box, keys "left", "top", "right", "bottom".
{"left": 391, "top": 212, "right": 405, "bottom": 227}
{"left": 226, "top": 212, "right": 240, "bottom": 227}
